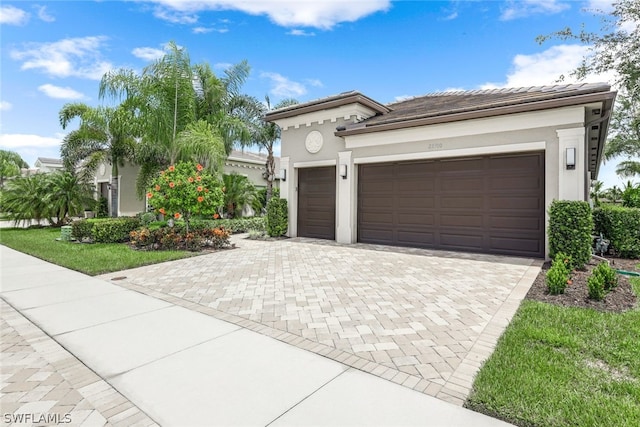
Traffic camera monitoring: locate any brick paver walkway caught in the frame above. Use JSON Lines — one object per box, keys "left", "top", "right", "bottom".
{"left": 0, "top": 300, "right": 158, "bottom": 427}
{"left": 100, "top": 236, "right": 540, "bottom": 405}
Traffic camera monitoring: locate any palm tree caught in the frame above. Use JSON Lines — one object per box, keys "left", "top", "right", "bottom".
{"left": 100, "top": 42, "right": 228, "bottom": 195}
{"left": 222, "top": 173, "right": 257, "bottom": 218}
{"left": 45, "top": 171, "right": 95, "bottom": 225}
{"left": 243, "top": 96, "right": 298, "bottom": 203}
{"left": 590, "top": 180, "right": 605, "bottom": 207}
{"left": 59, "top": 102, "right": 137, "bottom": 217}
{"left": 2, "top": 174, "right": 50, "bottom": 226}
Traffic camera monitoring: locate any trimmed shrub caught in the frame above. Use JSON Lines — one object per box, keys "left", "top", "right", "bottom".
{"left": 548, "top": 200, "right": 593, "bottom": 269}
{"left": 71, "top": 219, "right": 94, "bottom": 241}
{"left": 546, "top": 252, "right": 572, "bottom": 295}
{"left": 92, "top": 218, "right": 141, "bottom": 243}
{"left": 588, "top": 273, "right": 606, "bottom": 301}
{"left": 593, "top": 262, "right": 618, "bottom": 291}
{"left": 129, "top": 226, "right": 230, "bottom": 251}
{"left": 266, "top": 197, "right": 288, "bottom": 237}
{"left": 95, "top": 197, "right": 109, "bottom": 218}
{"left": 593, "top": 205, "right": 640, "bottom": 259}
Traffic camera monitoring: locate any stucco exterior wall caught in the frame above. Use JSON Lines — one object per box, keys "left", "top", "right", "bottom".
{"left": 278, "top": 104, "right": 591, "bottom": 258}
{"left": 118, "top": 162, "right": 145, "bottom": 216}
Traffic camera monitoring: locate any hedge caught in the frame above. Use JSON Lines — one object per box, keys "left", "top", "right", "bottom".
{"left": 593, "top": 205, "right": 640, "bottom": 258}
{"left": 548, "top": 200, "right": 593, "bottom": 269}
{"left": 266, "top": 198, "right": 288, "bottom": 237}
{"left": 71, "top": 217, "right": 141, "bottom": 243}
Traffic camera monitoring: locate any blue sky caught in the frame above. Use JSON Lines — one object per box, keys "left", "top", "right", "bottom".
{"left": 0, "top": 0, "right": 633, "bottom": 189}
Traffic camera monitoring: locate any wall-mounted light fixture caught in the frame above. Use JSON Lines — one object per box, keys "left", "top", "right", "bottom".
{"left": 566, "top": 147, "right": 576, "bottom": 170}
{"left": 339, "top": 164, "right": 348, "bottom": 179}
{"left": 280, "top": 168, "right": 287, "bottom": 182}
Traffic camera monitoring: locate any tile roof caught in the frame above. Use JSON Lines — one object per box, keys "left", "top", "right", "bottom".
{"left": 36, "top": 157, "right": 63, "bottom": 164}
{"left": 350, "top": 83, "right": 613, "bottom": 130}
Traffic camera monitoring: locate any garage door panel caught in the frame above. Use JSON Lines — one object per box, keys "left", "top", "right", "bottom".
{"left": 490, "top": 216, "right": 542, "bottom": 231}
{"left": 397, "top": 196, "right": 435, "bottom": 209}
{"left": 441, "top": 177, "right": 484, "bottom": 192}
{"left": 441, "top": 214, "right": 483, "bottom": 228}
{"left": 361, "top": 181, "right": 394, "bottom": 193}
{"left": 490, "top": 196, "right": 541, "bottom": 210}
{"left": 358, "top": 152, "right": 544, "bottom": 257}
{"left": 397, "top": 230, "right": 435, "bottom": 245}
{"left": 490, "top": 176, "right": 541, "bottom": 191}
{"left": 397, "top": 213, "right": 435, "bottom": 226}
{"left": 298, "top": 167, "right": 336, "bottom": 240}
{"left": 440, "top": 233, "right": 484, "bottom": 250}
{"left": 441, "top": 197, "right": 484, "bottom": 209}
{"left": 490, "top": 236, "right": 542, "bottom": 254}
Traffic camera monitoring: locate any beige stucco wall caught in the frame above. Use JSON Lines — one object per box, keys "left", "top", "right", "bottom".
{"left": 118, "top": 162, "right": 145, "bottom": 216}
{"left": 277, "top": 104, "right": 592, "bottom": 258}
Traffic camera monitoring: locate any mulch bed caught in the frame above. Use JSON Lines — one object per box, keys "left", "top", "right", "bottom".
{"left": 526, "top": 257, "right": 639, "bottom": 312}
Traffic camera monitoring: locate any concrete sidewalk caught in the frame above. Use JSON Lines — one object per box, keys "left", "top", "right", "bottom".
{"left": 1, "top": 245, "right": 513, "bottom": 426}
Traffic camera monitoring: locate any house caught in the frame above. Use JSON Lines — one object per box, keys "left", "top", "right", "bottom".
{"left": 33, "top": 157, "right": 64, "bottom": 173}
{"left": 265, "top": 83, "right": 617, "bottom": 258}
{"left": 93, "top": 150, "right": 279, "bottom": 217}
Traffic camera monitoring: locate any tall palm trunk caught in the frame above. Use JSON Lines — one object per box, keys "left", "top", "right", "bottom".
{"left": 111, "top": 162, "right": 119, "bottom": 217}
{"left": 265, "top": 152, "right": 275, "bottom": 202}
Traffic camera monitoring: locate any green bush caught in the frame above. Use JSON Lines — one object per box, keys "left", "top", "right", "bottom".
{"left": 588, "top": 273, "right": 606, "bottom": 301}
{"left": 130, "top": 226, "right": 230, "bottom": 251}
{"left": 593, "top": 205, "right": 640, "bottom": 258}
{"left": 140, "top": 212, "right": 157, "bottom": 225}
{"left": 622, "top": 185, "right": 640, "bottom": 208}
{"left": 593, "top": 262, "right": 618, "bottom": 291}
{"left": 548, "top": 200, "right": 593, "bottom": 269}
{"left": 266, "top": 197, "right": 288, "bottom": 237}
{"left": 546, "top": 252, "right": 571, "bottom": 295}
{"left": 92, "top": 218, "right": 141, "bottom": 243}
{"left": 190, "top": 217, "right": 267, "bottom": 233}
{"left": 96, "top": 197, "right": 109, "bottom": 218}
{"left": 71, "top": 219, "right": 95, "bottom": 241}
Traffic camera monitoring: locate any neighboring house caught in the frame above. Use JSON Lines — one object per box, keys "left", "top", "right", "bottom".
{"left": 34, "top": 157, "right": 64, "bottom": 173}
{"left": 265, "top": 83, "right": 616, "bottom": 259}
{"left": 93, "top": 150, "right": 279, "bottom": 217}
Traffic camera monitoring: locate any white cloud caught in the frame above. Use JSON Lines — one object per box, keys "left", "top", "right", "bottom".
{"left": 10, "top": 36, "right": 113, "bottom": 80}
{"left": 0, "top": 5, "right": 29, "bottom": 25}
{"left": 0, "top": 101, "right": 12, "bottom": 111}
{"left": 132, "top": 47, "right": 166, "bottom": 61}
{"left": 193, "top": 26, "right": 228, "bottom": 34}
{"left": 260, "top": 72, "right": 307, "bottom": 98}
{"left": 35, "top": 5, "right": 55, "bottom": 22}
{"left": 481, "top": 44, "right": 616, "bottom": 89}
{"left": 305, "top": 78, "right": 323, "bottom": 87}
{"left": 501, "top": 0, "right": 570, "bottom": 21}
{"left": 584, "top": 0, "right": 615, "bottom": 13}
{"left": 0, "top": 134, "right": 62, "bottom": 149}
{"left": 288, "top": 29, "right": 316, "bottom": 36}
{"left": 38, "top": 84, "right": 85, "bottom": 100}
{"left": 148, "top": 0, "right": 391, "bottom": 30}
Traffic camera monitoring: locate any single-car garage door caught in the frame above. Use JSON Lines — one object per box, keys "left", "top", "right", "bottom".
{"left": 298, "top": 166, "right": 336, "bottom": 240}
{"left": 358, "top": 152, "right": 544, "bottom": 257}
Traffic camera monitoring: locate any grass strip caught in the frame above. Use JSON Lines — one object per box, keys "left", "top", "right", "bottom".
{"left": 0, "top": 227, "right": 195, "bottom": 275}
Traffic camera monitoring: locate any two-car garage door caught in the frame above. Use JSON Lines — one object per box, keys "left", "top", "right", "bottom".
{"left": 357, "top": 152, "right": 545, "bottom": 257}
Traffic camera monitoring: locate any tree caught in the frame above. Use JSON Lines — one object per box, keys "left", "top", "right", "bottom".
{"left": 59, "top": 103, "right": 138, "bottom": 217}
{"left": 537, "top": 0, "right": 640, "bottom": 96}
{"left": 222, "top": 173, "right": 257, "bottom": 218}
{"left": 538, "top": 0, "right": 640, "bottom": 179}
{"left": 2, "top": 171, "right": 93, "bottom": 226}
{"left": 0, "top": 149, "right": 28, "bottom": 187}
{"left": 604, "top": 92, "right": 640, "bottom": 177}
{"left": 244, "top": 96, "right": 298, "bottom": 203}
{"left": 590, "top": 180, "right": 605, "bottom": 206}
{"left": 100, "top": 42, "right": 230, "bottom": 195}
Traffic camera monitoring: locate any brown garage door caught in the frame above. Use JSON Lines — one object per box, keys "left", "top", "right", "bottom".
{"left": 298, "top": 166, "right": 336, "bottom": 240}
{"left": 358, "top": 152, "right": 544, "bottom": 257}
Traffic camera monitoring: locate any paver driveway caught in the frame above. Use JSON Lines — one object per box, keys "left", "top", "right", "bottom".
{"left": 101, "top": 236, "right": 540, "bottom": 405}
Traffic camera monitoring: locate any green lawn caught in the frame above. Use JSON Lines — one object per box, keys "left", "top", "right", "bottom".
{"left": 466, "top": 278, "right": 640, "bottom": 427}
{"left": 0, "top": 227, "right": 196, "bottom": 275}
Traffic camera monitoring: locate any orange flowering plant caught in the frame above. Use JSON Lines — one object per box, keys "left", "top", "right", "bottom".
{"left": 147, "top": 161, "right": 223, "bottom": 232}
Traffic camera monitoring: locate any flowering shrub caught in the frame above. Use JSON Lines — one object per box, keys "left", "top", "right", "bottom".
{"left": 147, "top": 162, "right": 224, "bottom": 232}
{"left": 130, "top": 226, "right": 230, "bottom": 251}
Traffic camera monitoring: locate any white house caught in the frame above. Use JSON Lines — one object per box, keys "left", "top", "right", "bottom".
{"left": 265, "top": 83, "right": 616, "bottom": 258}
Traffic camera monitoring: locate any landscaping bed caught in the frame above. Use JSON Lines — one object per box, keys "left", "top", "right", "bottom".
{"left": 527, "top": 257, "right": 638, "bottom": 312}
